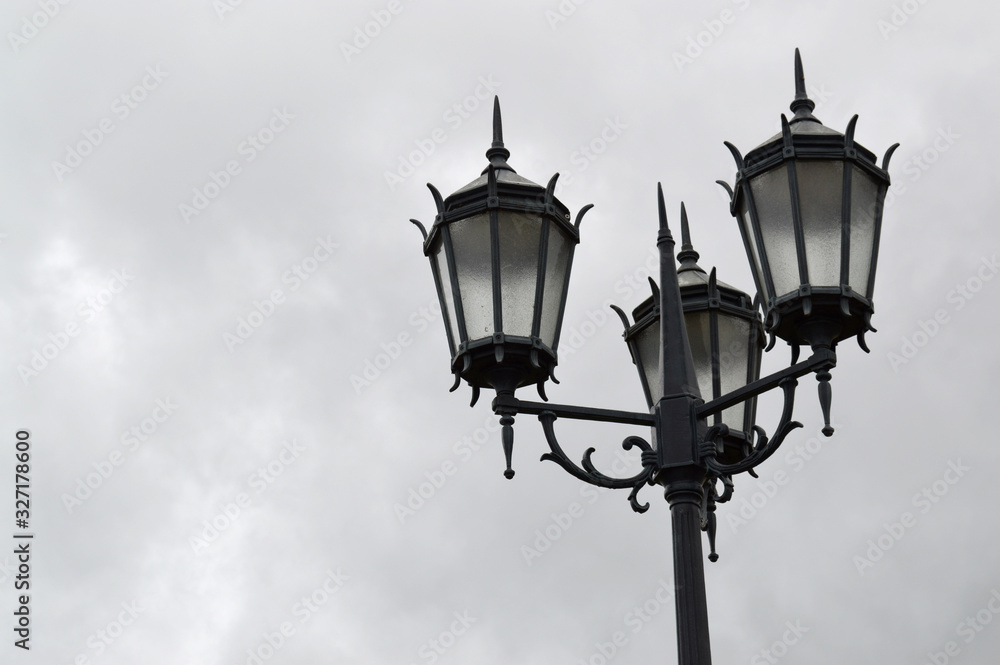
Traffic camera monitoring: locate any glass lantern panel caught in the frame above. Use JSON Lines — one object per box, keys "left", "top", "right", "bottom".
{"left": 684, "top": 310, "right": 713, "bottom": 408}
{"left": 749, "top": 164, "right": 800, "bottom": 298}
{"left": 432, "top": 238, "right": 460, "bottom": 355}
{"left": 539, "top": 223, "right": 573, "bottom": 349}
{"left": 716, "top": 314, "right": 752, "bottom": 433}
{"left": 498, "top": 212, "right": 543, "bottom": 337}
{"left": 849, "top": 168, "right": 880, "bottom": 298}
{"left": 738, "top": 197, "right": 767, "bottom": 300}
{"left": 449, "top": 213, "right": 494, "bottom": 340}
{"left": 633, "top": 321, "right": 661, "bottom": 407}
{"left": 796, "top": 160, "right": 844, "bottom": 288}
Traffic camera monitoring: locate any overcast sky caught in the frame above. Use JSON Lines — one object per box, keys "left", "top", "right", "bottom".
{"left": 2, "top": 1, "right": 998, "bottom": 664}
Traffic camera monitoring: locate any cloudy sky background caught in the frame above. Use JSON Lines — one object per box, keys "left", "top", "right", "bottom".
{"left": 1, "top": 1, "right": 998, "bottom": 663}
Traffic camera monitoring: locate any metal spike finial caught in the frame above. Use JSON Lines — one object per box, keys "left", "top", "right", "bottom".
{"left": 789, "top": 48, "right": 818, "bottom": 124}
{"left": 484, "top": 96, "right": 513, "bottom": 172}
{"left": 656, "top": 183, "right": 672, "bottom": 242}
{"left": 676, "top": 202, "right": 701, "bottom": 269}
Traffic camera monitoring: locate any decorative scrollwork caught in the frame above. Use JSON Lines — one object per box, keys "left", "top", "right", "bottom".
{"left": 538, "top": 412, "right": 658, "bottom": 513}
{"left": 699, "top": 377, "right": 802, "bottom": 478}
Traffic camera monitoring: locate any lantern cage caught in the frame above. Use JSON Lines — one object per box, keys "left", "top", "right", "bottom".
{"left": 720, "top": 49, "right": 898, "bottom": 353}
{"left": 411, "top": 98, "right": 592, "bottom": 401}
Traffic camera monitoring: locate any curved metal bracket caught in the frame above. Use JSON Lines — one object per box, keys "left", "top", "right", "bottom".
{"left": 538, "top": 412, "right": 658, "bottom": 514}
{"left": 699, "top": 377, "right": 803, "bottom": 478}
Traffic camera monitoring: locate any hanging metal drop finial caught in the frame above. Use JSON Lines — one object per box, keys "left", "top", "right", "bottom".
{"left": 676, "top": 202, "right": 701, "bottom": 269}
{"left": 789, "top": 48, "right": 819, "bottom": 124}
{"left": 484, "top": 96, "right": 514, "bottom": 173}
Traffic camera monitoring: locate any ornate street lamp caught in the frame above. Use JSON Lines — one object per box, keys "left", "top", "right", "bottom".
{"left": 615, "top": 203, "right": 765, "bottom": 468}
{"left": 411, "top": 98, "right": 592, "bottom": 477}
{"left": 409, "top": 51, "right": 896, "bottom": 665}
{"left": 718, "top": 49, "right": 898, "bottom": 433}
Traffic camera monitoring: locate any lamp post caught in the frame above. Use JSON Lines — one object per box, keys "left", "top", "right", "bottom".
{"left": 410, "top": 50, "right": 896, "bottom": 665}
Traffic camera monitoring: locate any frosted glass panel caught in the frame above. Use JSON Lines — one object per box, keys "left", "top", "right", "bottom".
{"left": 738, "top": 198, "right": 767, "bottom": 299}
{"left": 716, "top": 315, "right": 751, "bottom": 432}
{"left": 449, "top": 214, "right": 494, "bottom": 340}
{"left": 749, "top": 165, "right": 800, "bottom": 297}
{"left": 539, "top": 224, "right": 572, "bottom": 348}
{"left": 684, "top": 311, "right": 713, "bottom": 405}
{"left": 797, "top": 160, "right": 844, "bottom": 287}
{"left": 498, "top": 213, "right": 542, "bottom": 337}
{"left": 633, "top": 322, "right": 660, "bottom": 407}
{"left": 849, "top": 168, "right": 880, "bottom": 297}
{"left": 432, "top": 240, "right": 460, "bottom": 354}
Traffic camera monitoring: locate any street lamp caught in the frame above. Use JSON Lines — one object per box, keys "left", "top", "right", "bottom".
{"left": 411, "top": 97, "right": 592, "bottom": 478}
{"left": 410, "top": 50, "right": 897, "bottom": 665}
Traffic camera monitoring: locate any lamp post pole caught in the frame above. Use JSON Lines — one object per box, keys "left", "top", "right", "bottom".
{"left": 653, "top": 188, "right": 713, "bottom": 664}
{"left": 410, "top": 49, "right": 897, "bottom": 665}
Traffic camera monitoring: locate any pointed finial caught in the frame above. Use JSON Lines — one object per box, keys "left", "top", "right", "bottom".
{"left": 657, "top": 183, "right": 672, "bottom": 240}
{"left": 484, "top": 96, "right": 513, "bottom": 172}
{"left": 676, "top": 202, "right": 702, "bottom": 269}
{"left": 789, "top": 48, "right": 818, "bottom": 124}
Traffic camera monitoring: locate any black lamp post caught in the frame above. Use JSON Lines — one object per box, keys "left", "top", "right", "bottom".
{"left": 410, "top": 50, "right": 897, "bottom": 665}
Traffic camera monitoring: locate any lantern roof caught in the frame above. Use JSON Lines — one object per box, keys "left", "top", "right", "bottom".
{"left": 743, "top": 49, "right": 879, "bottom": 172}
{"left": 675, "top": 203, "right": 755, "bottom": 316}
{"left": 751, "top": 49, "right": 843, "bottom": 150}
{"left": 449, "top": 97, "right": 546, "bottom": 196}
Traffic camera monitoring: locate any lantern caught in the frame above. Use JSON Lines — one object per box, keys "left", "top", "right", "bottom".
{"left": 721, "top": 49, "right": 898, "bottom": 352}
{"left": 412, "top": 97, "right": 591, "bottom": 400}
{"left": 616, "top": 204, "right": 764, "bottom": 463}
